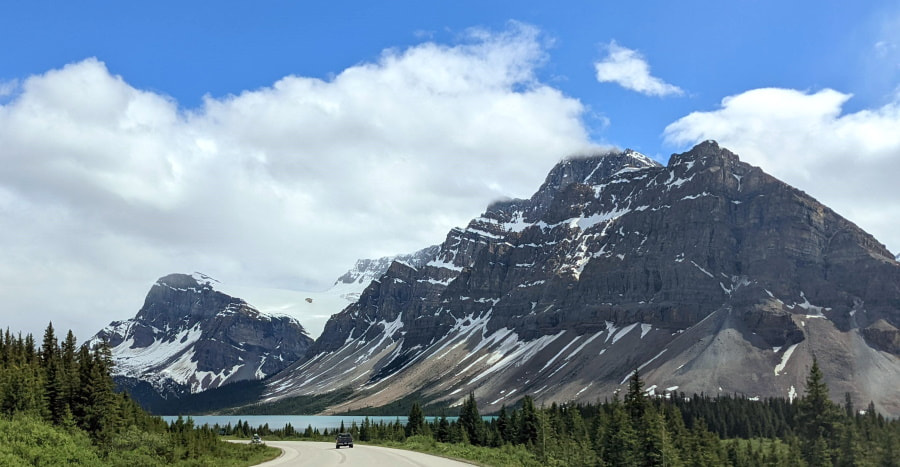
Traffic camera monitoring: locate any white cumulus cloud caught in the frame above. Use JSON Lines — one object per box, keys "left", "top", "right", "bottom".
{"left": 0, "top": 24, "right": 597, "bottom": 341}
{"left": 594, "top": 41, "right": 683, "bottom": 97}
{"left": 0, "top": 80, "right": 17, "bottom": 97}
{"left": 664, "top": 87, "right": 900, "bottom": 255}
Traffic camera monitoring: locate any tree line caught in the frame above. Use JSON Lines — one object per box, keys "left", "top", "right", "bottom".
{"left": 5, "top": 320, "right": 898, "bottom": 466}
{"left": 0, "top": 323, "right": 274, "bottom": 465}
{"left": 228, "top": 362, "right": 900, "bottom": 466}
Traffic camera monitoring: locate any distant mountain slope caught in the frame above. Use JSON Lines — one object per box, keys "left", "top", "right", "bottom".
{"left": 263, "top": 142, "right": 900, "bottom": 416}
{"left": 91, "top": 273, "right": 313, "bottom": 406}
{"left": 330, "top": 245, "right": 440, "bottom": 302}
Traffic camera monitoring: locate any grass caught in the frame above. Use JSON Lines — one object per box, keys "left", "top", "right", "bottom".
{"left": 203, "top": 443, "right": 281, "bottom": 467}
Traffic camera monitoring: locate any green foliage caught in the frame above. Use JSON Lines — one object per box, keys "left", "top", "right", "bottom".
{"left": 406, "top": 401, "right": 426, "bottom": 437}
{"left": 459, "top": 392, "right": 484, "bottom": 444}
{"left": 0, "top": 324, "right": 279, "bottom": 467}
{"left": 600, "top": 393, "right": 637, "bottom": 466}
{"left": 373, "top": 435, "right": 542, "bottom": 466}
{"left": 10, "top": 323, "right": 899, "bottom": 467}
{"left": 210, "top": 364, "right": 900, "bottom": 467}
{"left": 0, "top": 416, "right": 104, "bottom": 466}
{"left": 797, "top": 358, "right": 843, "bottom": 465}
{"left": 518, "top": 395, "right": 539, "bottom": 445}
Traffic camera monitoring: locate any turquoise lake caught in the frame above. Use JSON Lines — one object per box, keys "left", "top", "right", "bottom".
{"left": 161, "top": 415, "right": 448, "bottom": 431}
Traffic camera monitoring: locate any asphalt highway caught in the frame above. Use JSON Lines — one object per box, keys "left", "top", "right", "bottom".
{"left": 247, "top": 440, "right": 474, "bottom": 466}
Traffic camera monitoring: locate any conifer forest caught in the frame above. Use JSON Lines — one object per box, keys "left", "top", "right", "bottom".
{"left": 2, "top": 322, "right": 899, "bottom": 466}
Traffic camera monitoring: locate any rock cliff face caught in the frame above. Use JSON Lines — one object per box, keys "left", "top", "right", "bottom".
{"left": 91, "top": 273, "right": 313, "bottom": 403}
{"left": 265, "top": 142, "right": 900, "bottom": 415}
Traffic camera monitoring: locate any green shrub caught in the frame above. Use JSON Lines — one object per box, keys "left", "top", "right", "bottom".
{"left": 0, "top": 416, "right": 105, "bottom": 466}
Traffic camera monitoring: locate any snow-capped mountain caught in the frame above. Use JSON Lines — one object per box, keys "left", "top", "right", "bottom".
{"left": 263, "top": 142, "right": 900, "bottom": 416}
{"left": 227, "top": 246, "right": 442, "bottom": 340}
{"left": 330, "top": 246, "right": 440, "bottom": 301}
{"left": 91, "top": 273, "right": 313, "bottom": 405}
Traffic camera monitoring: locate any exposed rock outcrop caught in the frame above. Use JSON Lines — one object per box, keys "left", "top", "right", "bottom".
{"left": 91, "top": 273, "right": 313, "bottom": 406}
{"left": 265, "top": 141, "right": 900, "bottom": 415}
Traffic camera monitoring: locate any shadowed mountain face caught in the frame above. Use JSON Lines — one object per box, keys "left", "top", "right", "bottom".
{"left": 91, "top": 273, "right": 313, "bottom": 405}
{"left": 264, "top": 141, "right": 900, "bottom": 415}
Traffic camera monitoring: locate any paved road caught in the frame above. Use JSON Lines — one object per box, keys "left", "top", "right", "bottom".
{"left": 246, "top": 440, "right": 474, "bottom": 466}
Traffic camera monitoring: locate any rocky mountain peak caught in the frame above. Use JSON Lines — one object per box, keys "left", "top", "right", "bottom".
{"left": 334, "top": 246, "right": 439, "bottom": 287}
{"left": 92, "top": 272, "right": 313, "bottom": 407}
{"left": 331, "top": 246, "right": 440, "bottom": 302}
{"left": 487, "top": 148, "right": 663, "bottom": 226}
{"left": 265, "top": 141, "right": 900, "bottom": 416}
{"left": 135, "top": 272, "right": 253, "bottom": 326}
{"left": 539, "top": 148, "right": 660, "bottom": 194}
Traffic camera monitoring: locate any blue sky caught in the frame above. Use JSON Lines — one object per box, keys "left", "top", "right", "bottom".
{"left": 4, "top": 1, "right": 897, "bottom": 157}
{"left": 2, "top": 1, "right": 899, "bottom": 339}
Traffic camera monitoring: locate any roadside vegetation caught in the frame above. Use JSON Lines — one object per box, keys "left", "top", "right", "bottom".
{"left": 6, "top": 321, "right": 898, "bottom": 466}
{"left": 0, "top": 323, "right": 279, "bottom": 466}
{"left": 223, "top": 361, "right": 900, "bottom": 466}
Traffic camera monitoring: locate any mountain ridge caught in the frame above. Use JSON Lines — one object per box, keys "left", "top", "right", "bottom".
{"left": 261, "top": 141, "right": 900, "bottom": 415}
{"left": 91, "top": 272, "right": 313, "bottom": 402}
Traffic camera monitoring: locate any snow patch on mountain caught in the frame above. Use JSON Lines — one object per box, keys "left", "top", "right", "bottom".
{"left": 91, "top": 273, "right": 313, "bottom": 400}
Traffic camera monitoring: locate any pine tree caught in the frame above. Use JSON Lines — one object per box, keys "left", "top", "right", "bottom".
{"left": 838, "top": 415, "right": 863, "bottom": 467}
{"left": 518, "top": 395, "right": 540, "bottom": 445}
{"left": 436, "top": 411, "right": 450, "bottom": 443}
{"left": 24, "top": 334, "right": 38, "bottom": 365}
{"left": 600, "top": 392, "right": 637, "bottom": 466}
{"left": 406, "top": 401, "right": 425, "bottom": 437}
{"left": 360, "top": 416, "right": 371, "bottom": 441}
{"left": 59, "top": 330, "right": 78, "bottom": 414}
{"left": 73, "top": 342, "right": 119, "bottom": 447}
{"left": 640, "top": 405, "right": 672, "bottom": 466}
{"left": 40, "top": 323, "right": 69, "bottom": 424}
{"left": 625, "top": 369, "right": 647, "bottom": 424}
{"left": 40, "top": 322, "right": 58, "bottom": 368}
{"left": 497, "top": 404, "right": 512, "bottom": 444}
{"left": 797, "top": 358, "right": 841, "bottom": 465}
{"left": 459, "top": 392, "right": 484, "bottom": 445}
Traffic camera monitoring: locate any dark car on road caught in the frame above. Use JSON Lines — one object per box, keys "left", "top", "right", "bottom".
{"left": 336, "top": 433, "right": 354, "bottom": 449}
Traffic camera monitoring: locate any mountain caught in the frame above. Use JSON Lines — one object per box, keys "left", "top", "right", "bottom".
{"left": 261, "top": 141, "right": 900, "bottom": 416}
{"left": 91, "top": 273, "right": 313, "bottom": 408}
{"left": 330, "top": 245, "right": 440, "bottom": 302}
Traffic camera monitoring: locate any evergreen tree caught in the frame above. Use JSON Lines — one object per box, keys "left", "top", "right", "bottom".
{"left": 59, "top": 330, "right": 79, "bottom": 415}
{"left": 436, "top": 411, "right": 450, "bottom": 443}
{"left": 496, "top": 404, "right": 512, "bottom": 444}
{"left": 406, "top": 401, "right": 425, "bottom": 437}
{"left": 798, "top": 358, "right": 841, "bottom": 465}
{"left": 74, "top": 342, "right": 119, "bottom": 446}
{"left": 360, "top": 416, "right": 371, "bottom": 441}
{"left": 838, "top": 415, "right": 864, "bottom": 467}
{"left": 459, "top": 392, "right": 484, "bottom": 445}
{"left": 625, "top": 369, "right": 647, "bottom": 424}
{"left": 639, "top": 405, "right": 672, "bottom": 466}
{"left": 24, "top": 334, "right": 37, "bottom": 365}
{"left": 518, "top": 395, "right": 540, "bottom": 446}
{"left": 600, "top": 392, "right": 637, "bottom": 466}
{"left": 40, "top": 322, "right": 58, "bottom": 368}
